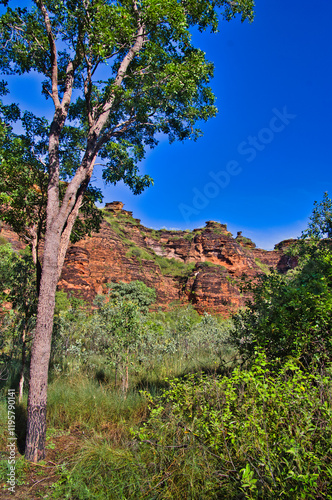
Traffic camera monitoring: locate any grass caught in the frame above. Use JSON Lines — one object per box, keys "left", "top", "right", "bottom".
{"left": 254, "top": 257, "right": 270, "bottom": 274}
{"left": 236, "top": 235, "right": 256, "bottom": 247}
{"left": 46, "top": 375, "right": 147, "bottom": 435}
{"left": 125, "top": 246, "right": 155, "bottom": 263}
{"left": 0, "top": 398, "right": 7, "bottom": 449}
{"left": 148, "top": 229, "right": 161, "bottom": 240}
{"left": 1, "top": 341, "right": 331, "bottom": 499}
{"left": 103, "top": 215, "right": 126, "bottom": 238}
{"left": 183, "top": 230, "right": 198, "bottom": 241}
{"left": 155, "top": 256, "right": 195, "bottom": 276}
{"left": 102, "top": 208, "right": 139, "bottom": 225}
{"left": 199, "top": 261, "right": 226, "bottom": 270}
{"left": 0, "top": 235, "right": 8, "bottom": 246}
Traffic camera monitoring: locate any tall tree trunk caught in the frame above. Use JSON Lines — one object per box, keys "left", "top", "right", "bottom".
{"left": 24, "top": 173, "right": 93, "bottom": 461}
{"left": 24, "top": 230, "right": 60, "bottom": 462}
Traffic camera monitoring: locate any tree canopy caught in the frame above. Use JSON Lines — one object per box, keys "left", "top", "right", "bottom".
{"left": 0, "top": 0, "right": 254, "bottom": 188}
{"left": 302, "top": 192, "right": 332, "bottom": 240}
{"left": 0, "top": 83, "right": 103, "bottom": 278}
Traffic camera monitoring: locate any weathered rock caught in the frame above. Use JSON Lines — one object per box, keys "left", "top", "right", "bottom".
{"left": 0, "top": 206, "right": 298, "bottom": 315}
{"left": 0, "top": 223, "right": 26, "bottom": 252}
{"left": 56, "top": 205, "right": 298, "bottom": 315}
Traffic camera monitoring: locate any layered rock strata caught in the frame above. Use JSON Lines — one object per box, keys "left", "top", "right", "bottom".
{"left": 56, "top": 204, "right": 297, "bottom": 315}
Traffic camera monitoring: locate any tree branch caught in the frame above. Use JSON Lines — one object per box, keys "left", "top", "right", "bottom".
{"left": 36, "top": 0, "right": 60, "bottom": 108}
{"left": 57, "top": 158, "right": 95, "bottom": 277}
{"left": 91, "top": 18, "right": 146, "bottom": 139}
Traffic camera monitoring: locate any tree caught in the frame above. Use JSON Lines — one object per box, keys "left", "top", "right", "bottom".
{"left": 302, "top": 192, "right": 332, "bottom": 239}
{"left": 93, "top": 281, "right": 156, "bottom": 391}
{"left": 0, "top": 244, "right": 37, "bottom": 403}
{"left": 106, "top": 280, "right": 156, "bottom": 313}
{"left": 0, "top": 0, "right": 255, "bottom": 462}
{"left": 231, "top": 194, "right": 332, "bottom": 365}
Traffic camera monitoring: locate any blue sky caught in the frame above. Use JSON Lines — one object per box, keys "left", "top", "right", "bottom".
{"left": 2, "top": 0, "right": 332, "bottom": 249}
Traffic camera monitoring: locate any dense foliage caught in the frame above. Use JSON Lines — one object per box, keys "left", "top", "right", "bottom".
{"left": 231, "top": 196, "right": 332, "bottom": 365}
{"left": 131, "top": 355, "right": 332, "bottom": 499}
{"left": 0, "top": 85, "right": 103, "bottom": 271}
{"left": 0, "top": 244, "right": 36, "bottom": 400}
{"left": 41, "top": 355, "right": 332, "bottom": 500}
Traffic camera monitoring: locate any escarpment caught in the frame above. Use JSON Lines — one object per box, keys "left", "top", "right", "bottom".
{"left": 55, "top": 202, "right": 298, "bottom": 315}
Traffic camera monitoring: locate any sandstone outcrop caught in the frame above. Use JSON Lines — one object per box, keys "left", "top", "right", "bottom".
{"left": 55, "top": 204, "right": 297, "bottom": 315}
{"left": 0, "top": 205, "right": 297, "bottom": 315}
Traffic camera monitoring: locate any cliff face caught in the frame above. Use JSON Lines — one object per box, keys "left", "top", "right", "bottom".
{"left": 57, "top": 202, "right": 297, "bottom": 315}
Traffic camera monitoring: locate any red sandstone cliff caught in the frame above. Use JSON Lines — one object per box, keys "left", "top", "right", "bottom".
{"left": 55, "top": 202, "right": 297, "bottom": 315}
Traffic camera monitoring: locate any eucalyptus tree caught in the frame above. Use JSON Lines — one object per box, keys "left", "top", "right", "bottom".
{"left": 0, "top": 0, "right": 255, "bottom": 462}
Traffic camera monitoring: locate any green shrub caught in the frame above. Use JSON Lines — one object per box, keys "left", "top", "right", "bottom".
{"left": 232, "top": 246, "right": 332, "bottom": 364}
{"left": 133, "top": 354, "right": 332, "bottom": 499}
{"left": 233, "top": 194, "right": 332, "bottom": 365}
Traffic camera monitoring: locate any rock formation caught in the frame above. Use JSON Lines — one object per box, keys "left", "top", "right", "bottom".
{"left": 55, "top": 204, "right": 297, "bottom": 315}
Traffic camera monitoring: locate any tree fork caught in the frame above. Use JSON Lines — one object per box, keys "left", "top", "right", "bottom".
{"left": 24, "top": 166, "right": 93, "bottom": 461}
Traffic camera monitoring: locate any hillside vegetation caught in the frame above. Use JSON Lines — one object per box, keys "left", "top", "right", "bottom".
{"left": 0, "top": 194, "right": 332, "bottom": 498}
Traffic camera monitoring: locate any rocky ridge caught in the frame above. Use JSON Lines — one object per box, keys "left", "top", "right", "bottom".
{"left": 57, "top": 202, "right": 298, "bottom": 315}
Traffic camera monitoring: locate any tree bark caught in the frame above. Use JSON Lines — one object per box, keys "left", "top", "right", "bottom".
{"left": 24, "top": 227, "right": 60, "bottom": 462}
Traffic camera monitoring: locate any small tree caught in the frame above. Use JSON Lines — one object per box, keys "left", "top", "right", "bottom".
{"left": 106, "top": 280, "right": 156, "bottom": 314}
{"left": 94, "top": 281, "right": 156, "bottom": 391}
{"left": 302, "top": 192, "right": 332, "bottom": 239}
{"left": 0, "top": 244, "right": 37, "bottom": 402}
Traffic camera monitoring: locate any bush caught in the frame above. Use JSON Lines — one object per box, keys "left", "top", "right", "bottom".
{"left": 232, "top": 245, "right": 332, "bottom": 364}
{"left": 231, "top": 193, "right": 332, "bottom": 365}
{"left": 52, "top": 355, "right": 332, "bottom": 499}
{"left": 133, "top": 354, "right": 332, "bottom": 499}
